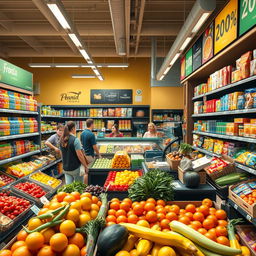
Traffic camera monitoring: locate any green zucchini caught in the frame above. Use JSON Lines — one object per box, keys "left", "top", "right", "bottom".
{"left": 215, "top": 173, "right": 248, "bottom": 186}
{"left": 195, "top": 244, "right": 224, "bottom": 256}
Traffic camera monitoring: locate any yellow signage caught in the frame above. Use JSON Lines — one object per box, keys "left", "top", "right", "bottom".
{"left": 214, "top": 0, "right": 238, "bottom": 54}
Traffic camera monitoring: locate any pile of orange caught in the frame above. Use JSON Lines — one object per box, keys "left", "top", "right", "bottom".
{"left": 106, "top": 198, "right": 230, "bottom": 246}
{"left": 0, "top": 191, "right": 102, "bottom": 256}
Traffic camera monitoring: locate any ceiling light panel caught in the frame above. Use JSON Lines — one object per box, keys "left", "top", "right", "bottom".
{"left": 68, "top": 33, "right": 82, "bottom": 48}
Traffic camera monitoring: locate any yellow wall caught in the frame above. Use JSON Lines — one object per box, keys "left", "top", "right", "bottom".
{"left": 9, "top": 57, "right": 183, "bottom": 110}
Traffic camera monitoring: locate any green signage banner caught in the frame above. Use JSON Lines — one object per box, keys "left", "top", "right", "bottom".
{"left": 239, "top": 0, "right": 256, "bottom": 35}
{"left": 185, "top": 48, "right": 193, "bottom": 76}
{"left": 0, "top": 59, "right": 33, "bottom": 91}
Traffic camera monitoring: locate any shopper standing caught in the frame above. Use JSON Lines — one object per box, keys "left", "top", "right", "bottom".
{"left": 45, "top": 124, "right": 64, "bottom": 156}
{"left": 109, "top": 123, "right": 124, "bottom": 137}
{"left": 81, "top": 119, "right": 101, "bottom": 164}
{"left": 143, "top": 122, "right": 158, "bottom": 138}
{"left": 60, "top": 121, "right": 88, "bottom": 184}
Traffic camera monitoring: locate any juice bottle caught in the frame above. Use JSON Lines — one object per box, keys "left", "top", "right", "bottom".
{"left": 20, "top": 94, "right": 26, "bottom": 110}
{"left": 0, "top": 89, "right": 9, "bottom": 109}
{"left": 2, "top": 117, "right": 10, "bottom": 136}
{"left": 18, "top": 117, "right": 24, "bottom": 134}
{"left": 0, "top": 118, "right": 4, "bottom": 136}
{"left": 23, "top": 118, "right": 29, "bottom": 134}
{"left": 28, "top": 96, "right": 34, "bottom": 111}
{"left": 32, "top": 118, "right": 38, "bottom": 132}
{"left": 7, "top": 91, "right": 15, "bottom": 109}
{"left": 14, "top": 93, "right": 20, "bottom": 110}
{"left": 28, "top": 118, "right": 34, "bottom": 133}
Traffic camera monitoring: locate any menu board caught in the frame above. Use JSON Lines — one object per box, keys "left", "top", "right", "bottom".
{"left": 185, "top": 48, "right": 193, "bottom": 76}
{"left": 90, "top": 89, "right": 133, "bottom": 104}
{"left": 239, "top": 0, "right": 256, "bottom": 35}
{"left": 192, "top": 36, "right": 202, "bottom": 71}
{"left": 202, "top": 23, "right": 214, "bottom": 64}
{"left": 180, "top": 57, "right": 186, "bottom": 80}
{"left": 214, "top": 0, "right": 238, "bottom": 54}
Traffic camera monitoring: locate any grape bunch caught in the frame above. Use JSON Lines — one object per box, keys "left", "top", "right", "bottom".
{"left": 84, "top": 185, "right": 105, "bottom": 197}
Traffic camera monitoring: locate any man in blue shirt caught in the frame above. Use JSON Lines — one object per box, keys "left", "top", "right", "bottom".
{"left": 81, "top": 119, "right": 101, "bottom": 163}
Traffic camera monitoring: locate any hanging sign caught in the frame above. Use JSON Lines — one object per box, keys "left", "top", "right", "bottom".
{"left": 214, "top": 0, "right": 238, "bottom": 54}
{"left": 180, "top": 57, "right": 186, "bottom": 80}
{"left": 239, "top": 0, "right": 256, "bottom": 35}
{"left": 0, "top": 59, "right": 33, "bottom": 91}
{"left": 185, "top": 48, "right": 193, "bottom": 77}
{"left": 192, "top": 36, "right": 202, "bottom": 71}
{"left": 202, "top": 23, "right": 214, "bottom": 64}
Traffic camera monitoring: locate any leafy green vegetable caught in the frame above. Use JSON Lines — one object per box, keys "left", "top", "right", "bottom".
{"left": 179, "top": 143, "right": 193, "bottom": 155}
{"left": 128, "top": 169, "right": 174, "bottom": 201}
{"left": 57, "top": 181, "right": 87, "bottom": 194}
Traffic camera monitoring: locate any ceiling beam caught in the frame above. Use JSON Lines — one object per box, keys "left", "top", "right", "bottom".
{"left": 0, "top": 43, "right": 9, "bottom": 58}
{"left": 135, "top": 0, "right": 145, "bottom": 55}
{"left": 0, "top": 12, "right": 13, "bottom": 30}
{"left": 125, "top": 0, "right": 131, "bottom": 56}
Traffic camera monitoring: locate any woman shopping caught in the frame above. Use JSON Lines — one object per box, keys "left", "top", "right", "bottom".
{"left": 143, "top": 122, "right": 158, "bottom": 138}
{"left": 108, "top": 123, "right": 124, "bottom": 137}
{"left": 60, "top": 121, "right": 88, "bottom": 184}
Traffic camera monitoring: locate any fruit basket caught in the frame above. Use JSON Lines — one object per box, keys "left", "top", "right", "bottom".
{"left": 0, "top": 171, "right": 17, "bottom": 188}
{"left": 0, "top": 190, "right": 33, "bottom": 232}
{"left": 10, "top": 178, "right": 51, "bottom": 206}
{"left": 166, "top": 152, "right": 183, "bottom": 171}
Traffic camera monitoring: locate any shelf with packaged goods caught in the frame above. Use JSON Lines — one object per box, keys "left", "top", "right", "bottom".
{"left": 41, "top": 115, "right": 61, "bottom": 118}
{"left": 192, "top": 75, "right": 256, "bottom": 101}
{"left": 192, "top": 146, "right": 256, "bottom": 175}
{"left": 228, "top": 199, "right": 256, "bottom": 227}
{"left": 0, "top": 150, "right": 41, "bottom": 166}
{"left": 0, "top": 109, "right": 38, "bottom": 115}
{"left": 153, "top": 120, "right": 182, "bottom": 123}
{"left": 41, "top": 130, "right": 56, "bottom": 135}
{"left": 192, "top": 108, "right": 256, "bottom": 117}
{"left": 192, "top": 131, "right": 256, "bottom": 144}
{"left": 0, "top": 132, "right": 40, "bottom": 141}
{"left": 41, "top": 116, "right": 149, "bottom": 119}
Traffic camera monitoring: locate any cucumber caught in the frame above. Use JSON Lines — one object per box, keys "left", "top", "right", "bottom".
{"left": 215, "top": 173, "right": 248, "bottom": 186}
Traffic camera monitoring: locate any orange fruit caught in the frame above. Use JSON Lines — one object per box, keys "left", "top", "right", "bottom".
{"left": 60, "top": 220, "right": 76, "bottom": 237}
{"left": 116, "top": 209, "right": 127, "bottom": 217}
{"left": 111, "top": 197, "right": 119, "bottom": 202}
{"left": 70, "top": 201, "right": 82, "bottom": 212}
{"left": 41, "top": 228, "right": 55, "bottom": 243}
{"left": 123, "top": 198, "right": 132, "bottom": 205}
{"left": 216, "top": 236, "right": 230, "bottom": 246}
{"left": 157, "top": 200, "right": 166, "bottom": 206}
{"left": 106, "top": 222, "right": 116, "bottom": 226}
{"left": 160, "top": 219, "right": 170, "bottom": 229}
{"left": 37, "top": 245, "right": 56, "bottom": 256}
{"left": 133, "top": 204, "right": 144, "bottom": 216}
{"left": 116, "top": 215, "right": 127, "bottom": 223}
{"left": 63, "top": 195, "right": 76, "bottom": 203}
{"left": 205, "top": 232, "right": 216, "bottom": 241}
{"left": 166, "top": 212, "right": 178, "bottom": 221}
{"left": 80, "top": 197, "right": 92, "bottom": 211}
{"left": 198, "top": 228, "right": 208, "bottom": 235}
{"left": 62, "top": 244, "right": 80, "bottom": 256}
{"left": 71, "top": 192, "right": 80, "bottom": 200}
{"left": 208, "top": 228, "right": 217, "bottom": 237}
{"left": 132, "top": 202, "right": 139, "bottom": 208}
{"left": 136, "top": 220, "right": 150, "bottom": 228}
{"left": 0, "top": 250, "right": 12, "bottom": 256}
{"left": 127, "top": 210, "right": 135, "bottom": 216}
{"left": 140, "top": 201, "right": 146, "bottom": 208}
{"left": 185, "top": 204, "right": 196, "bottom": 213}
{"left": 202, "top": 198, "right": 213, "bottom": 207}
{"left": 128, "top": 214, "right": 139, "bottom": 224}
{"left": 156, "top": 208, "right": 166, "bottom": 214}
{"left": 209, "top": 207, "right": 217, "bottom": 215}
{"left": 218, "top": 220, "right": 228, "bottom": 227}
{"left": 215, "top": 210, "right": 227, "bottom": 220}
{"left": 12, "top": 246, "right": 32, "bottom": 256}
{"left": 129, "top": 249, "right": 138, "bottom": 256}
{"left": 79, "top": 213, "right": 91, "bottom": 227}
{"left": 156, "top": 205, "right": 164, "bottom": 211}
{"left": 80, "top": 192, "right": 92, "bottom": 199}
{"left": 179, "top": 209, "right": 186, "bottom": 215}
{"left": 106, "top": 215, "right": 117, "bottom": 223}
{"left": 198, "top": 205, "right": 209, "bottom": 216}
{"left": 28, "top": 217, "right": 43, "bottom": 230}
{"left": 216, "top": 226, "right": 228, "bottom": 237}
{"left": 190, "top": 221, "right": 202, "bottom": 230}
{"left": 56, "top": 192, "right": 67, "bottom": 202}
{"left": 49, "top": 202, "right": 62, "bottom": 210}
{"left": 91, "top": 196, "right": 99, "bottom": 204}
{"left": 91, "top": 204, "right": 99, "bottom": 212}
{"left": 185, "top": 212, "right": 194, "bottom": 220}
{"left": 110, "top": 202, "right": 120, "bottom": 211}
{"left": 144, "top": 203, "right": 155, "bottom": 211}
{"left": 17, "top": 230, "right": 28, "bottom": 241}
{"left": 108, "top": 209, "right": 116, "bottom": 216}
{"left": 50, "top": 233, "right": 68, "bottom": 252}
{"left": 179, "top": 216, "right": 191, "bottom": 225}
{"left": 80, "top": 246, "right": 86, "bottom": 256}
{"left": 207, "top": 215, "right": 218, "bottom": 226}
{"left": 193, "top": 212, "right": 205, "bottom": 222}
{"left": 115, "top": 251, "right": 130, "bottom": 256}
{"left": 25, "top": 232, "right": 44, "bottom": 251}
{"left": 38, "top": 208, "right": 48, "bottom": 216}
{"left": 146, "top": 198, "right": 156, "bottom": 204}
{"left": 169, "top": 205, "right": 180, "bottom": 215}
{"left": 90, "top": 210, "right": 99, "bottom": 219}
{"left": 11, "top": 241, "right": 26, "bottom": 252}
{"left": 157, "top": 212, "right": 165, "bottom": 222}
{"left": 66, "top": 209, "right": 80, "bottom": 223}
{"left": 203, "top": 219, "right": 215, "bottom": 230}
{"left": 146, "top": 211, "right": 158, "bottom": 223}
{"left": 68, "top": 233, "right": 85, "bottom": 249}
{"left": 120, "top": 202, "right": 130, "bottom": 212}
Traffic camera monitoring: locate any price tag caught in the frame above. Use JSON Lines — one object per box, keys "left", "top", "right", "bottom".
{"left": 31, "top": 205, "right": 40, "bottom": 215}
{"left": 40, "top": 196, "right": 49, "bottom": 205}
{"left": 246, "top": 214, "right": 252, "bottom": 222}
{"left": 234, "top": 203, "right": 238, "bottom": 209}
{"left": 239, "top": 0, "right": 256, "bottom": 35}
{"left": 47, "top": 180, "right": 54, "bottom": 185}
{"left": 214, "top": 0, "right": 238, "bottom": 54}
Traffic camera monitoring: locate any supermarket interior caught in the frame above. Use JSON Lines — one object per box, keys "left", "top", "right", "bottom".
{"left": 0, "top": 0, "right": 256, "bottom": 255}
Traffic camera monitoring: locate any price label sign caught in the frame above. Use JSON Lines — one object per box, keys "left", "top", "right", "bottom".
{"left": 239, "top": 0, "right": 256, "bottom": 35}
{"left": 214, "top": 0, "right": 238, "bottom": 54}
{"left": 40, "top": 196, "right": 49, "bottom": 205}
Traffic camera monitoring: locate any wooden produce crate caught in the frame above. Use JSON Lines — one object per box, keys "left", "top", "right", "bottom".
{"left": 166, "top": 156, "right": 181, "bottom": 171}
{"left": 205, "top": 155, "right": 236, "bottom": 180}
{"left": 229, "top": 178, "right": 256, "bottom": 218}
{"left": 178, "top": 167, "right": 206, "bottom": 184}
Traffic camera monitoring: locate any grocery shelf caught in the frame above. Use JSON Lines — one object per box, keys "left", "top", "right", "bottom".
{"left": 192, "top": 75, "right": 256, "bottom": 101}
{"left": 153, "top": 120, "right": 182, "bottom": 123}
{"left": 192, "top": 146, "right": 256, "bottom": 175}
{"left": 41, "top": 115, "right": 61, "bottom": 118}
{"left": 40, "top": 159, "right": 62, "bottom": 172}
{"left": 0, "top": 109, "right": 38, "bottom": 115}
{"left": 193, "top": 131, "right": 256, "bottom": 144}
{"left": 192, "top": 108, "right": 256, "bottom": 117}
{"left": 41, "top": 130, "right": 56, "bottom": 134}
{"left": 0, "top": 132, "right": 39, "bottom": 141}
{"left": 0, "top": 150, "right": 41, "bottom": 166}
{"left": 228, "top": 199, "right": 256, "bottom": 227}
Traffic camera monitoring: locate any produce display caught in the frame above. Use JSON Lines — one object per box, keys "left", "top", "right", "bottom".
{"left": 104, "top": 171, "right": 141, "bottom": 191}
{"left": 30, "top": 172, "right": 61, "bottom": 188}
{"left": 58, "top": 181, "right": 88, "bottom": 194}
{"left": 166, "top": 151, "right": 183, "bottom": 161}
{"left": 0, "top": 192, "right": 31, "bottom": 220}
{"left": 215, "top": 172, "right": 249, "bottom": 186}
{"left": 14, "top": 181, "right": 47, "bottom": 199}
{"left": 84, "top": 185, "right": 106, "bottom": 197}
{"left": 111, "top": 151, "right": 130, "bottom": 169}
{"left": 131, "top": 155, "right": 145, "bottom": 168}
{"left": 91, "top": 158, "right": 112, "bottom": 168}
{"left": 0, "top": 172, "right": 15, "bottom": 187}
{"left": 99, "top": 145, "right": 114, "bottom": 154}
{"left": 99, "top": 144, "right": 153, "bottom": 154}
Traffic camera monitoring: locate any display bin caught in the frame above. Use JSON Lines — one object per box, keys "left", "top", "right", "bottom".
{"left": 178, "top": 167, "right": 206, "bottom": 184}
{"left": 10, "top": 178, "right": 52, "bottom": 207}
{"left": 166, "top": 155, "right": 180, "bottom": 171}
{"left": 205, "top": 155, "right": 236, "bottom": 180}
{"left": 0, "top": 190, "right": 34, "bottom": 233}
{"left": 229, "top": 178, "right": 256, "bottom": 218}
{"left": 206, "top": 177, "right": 229, "bottom": 200}
{"left": 0, "top": 171, "right": 17, "bottom": 188}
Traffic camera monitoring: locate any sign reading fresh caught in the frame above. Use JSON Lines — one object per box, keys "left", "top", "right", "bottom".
{"left": 214, "top": 0, "right": 238, "bottom": 54}
{"left": 0, "top": 59, "right": 33, "bottom": 91}
{"left": 185, "top": 48, "right": 193, "bottom": 76}
{"left": 239, "top": 0, "right": 256, "bottom": 35}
